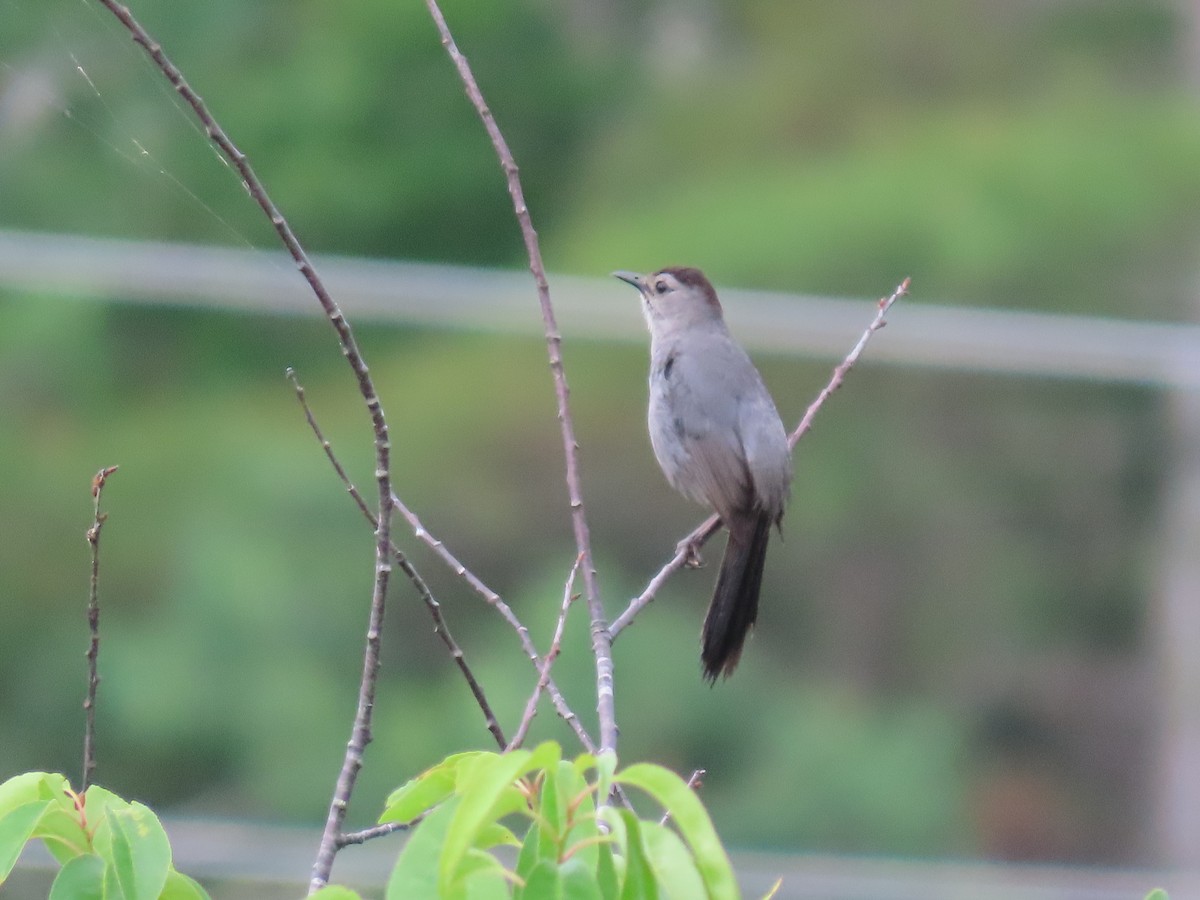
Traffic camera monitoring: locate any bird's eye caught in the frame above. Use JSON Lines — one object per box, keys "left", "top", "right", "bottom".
{"left": 654, "top": 280, "right": 669, "bottom": 294}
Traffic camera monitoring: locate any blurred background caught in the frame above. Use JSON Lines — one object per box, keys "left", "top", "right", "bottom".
{"left": 3, "top": 0, "right": 1200, "bottom": 896}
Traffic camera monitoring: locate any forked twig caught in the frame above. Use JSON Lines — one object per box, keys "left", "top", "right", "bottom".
{"left": 287, "top": 369, "right": 508, "bottom": 750}
{"left": 424, "top": 0, "right": 617, "bottom": 755}
{"left": 610, "top": 277, "right": 910, "bottom": 637}
{"left": 82, "top": 465, "right": 118, "bottom": 791}
{"left": 508, "top": 554, "right": 583, "bottom": 750}
{"left": 92, "top": 4, "right": 396, "bottom": 893}
{"left": 391, "top": 493, "right": 597, "bottom": 752}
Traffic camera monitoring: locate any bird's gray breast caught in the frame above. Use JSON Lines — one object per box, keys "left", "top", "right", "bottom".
{"left": 647, "top": 334, "right": 754, "bottom": 513}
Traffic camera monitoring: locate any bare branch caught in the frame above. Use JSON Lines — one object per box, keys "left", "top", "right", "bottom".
{"left": 336, "top": 819, "right": 413, "bottom": 849}
{"left": 287, "top": 369, "right": 508, "bottom": 750}
{"left": 82, "top": 465, "right": 118, "bottom": 791}
{"left": 509, "top": 554, "right": 583, "bottom": 750}
{"left": 610, "top": 277, "right": 910, "bottom": 638}
{"left": 392, "top": 492, "right": 597, "bottom": 754}
{"left": 90, "top": 5, "right": 397, "bottom": 892}
{"left": 423, "top": 0, "right": 617, "bottom": 755}
{"left": 786, "top": 277, "right": 909, "bottom": 450}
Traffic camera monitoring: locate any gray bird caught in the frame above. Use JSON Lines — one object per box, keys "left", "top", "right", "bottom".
{"left": 614, "top": 267, "right": 792, "bottom": 681}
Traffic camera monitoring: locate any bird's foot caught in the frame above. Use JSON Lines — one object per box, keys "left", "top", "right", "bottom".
{"left": 677, "top": 538, "right": 704, "bottom": 569}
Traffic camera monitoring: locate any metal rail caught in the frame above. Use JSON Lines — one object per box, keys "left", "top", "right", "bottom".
{"left": 0, "top": 229, "right": 1197, "bottom": 387}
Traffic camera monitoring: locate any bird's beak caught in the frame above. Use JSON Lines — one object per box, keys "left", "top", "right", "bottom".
{"left": 611, "top": 270, "right": 644, "bottom": 292}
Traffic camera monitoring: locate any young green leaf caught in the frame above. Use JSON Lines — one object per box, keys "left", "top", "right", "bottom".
{"left": 0, "top": 800, "right": 53, "bottom": 882}
{"left": 616, "top": 810, "right": 657, "bottom": 900}
{"left": 381, "top": 753, "right": 481, "bottom": 824}
{"left": 639, "top": 822, "right": 705, "bottom": 899}
{"left": 595, "top": 840, "right": 620, "bottom": 900}
{"left": 441, "top": 751, "right": 535, "bottom": 895}
{"left": 388, "top": 797, "right": 459, "bottom": 900}
{"left": 518, "top": 858, "right": 560, "bottom": 899}
{"left": 615, "top": 765, "right": 737, "bottom": 900}
{"left": 560, "top": 762, "right": 601, "bottom": 874}
{"left": 35, "top": 804, "right": 93, "bottom": 865}
{"left": 102, "top": 803, "right": 172, "bottom": 900}
{"left": 47, "top": 853, "right": 104, "bottom": 900}
{"left": 160, "top": 868, "right": 213, "bottom": 900}
{"left": 475, "top": 821, "right": 521, "bottom": 851}
{"left": 515, "top": 819, "right": 546, "bottom": 888}
{"left": 457, "top": 847, "right": 514, "bottom": 898}
{"left": 558, "top": 856, "right": 604, "bottom": 900}
{"left": 0, "top": 773, "right": 67, "bottom": 816}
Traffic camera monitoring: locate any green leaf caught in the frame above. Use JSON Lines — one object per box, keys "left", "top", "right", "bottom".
{"left": 539, "top": 762, "right": 564, "bottom": 849}
{"left": 559, "top": 856, "right": 604, "bottom": 900}
{"left": 560, "top": 763, "right": 600, "bottom": 873}
{"left": 1145, "top": 891, "right": 1169, "bottom": 900}
{"left": 160, "top": 868, "right": 212, "bottom": 900}
{"left": 0, "top": 774, "right": 85, "bottom": 865}
{"left": 0, "top": 773, "right": 67, "bottom": 816}
{"left": 441, "top": 751, "right": 529, "bottom": 895}
{"left": 616, "top": 811, "right": 657, "bottom": 900}
{"left": 590, "top": 753, "right": 617, "bottom": 809}
{"left": 475, "top": 821, "right": 521, "bottom": 851}
{"left": 309, "top": 886, "right": 365, "bottom": 900}
{"left": 458, "top": 847, "right": 513, "bottom": 893}
{"left": 528, "top": 742, "right": 564, "bottom": 771}
{"left": 36, "top": 805, "right": 93, "bottom": 864}
{"left": 639, "top": 823, "right": 705, "bottom": 899}
{"left": 102, "top": 803, "right": 172, "bottom": 900}
{"left": 381, "top": 753, "right": 482, "bottom": 824}
{"left": 48, "top": 852, "right": 104, "bottom": 900}
{"left": 519, "top": 859, "right": 559, "bottom": 899}
{"left": 84, "top": 785, "right": 131, "bottom": 821}
{"left": 514, "top": 820, "right": 545, "bottom": 893}
{"left": 615, "top": 764, "right": 737, "bottom": 900}
{"left": 595, "top": 841, "right": 619, "bottom": 900}
{"left": 440, "top": 747, "right": 555, "bottom": 897}
{"left": 388, "top": 797, "right": 458, "bottom": 900}
{"left": 0, "top": 800, "right": 53, "bottom": 881}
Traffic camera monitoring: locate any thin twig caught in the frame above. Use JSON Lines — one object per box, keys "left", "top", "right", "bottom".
{"left": 508, "top": 554, "right": 583, "bottom": 750}
{"left": 659, "top": 769, "right": 705, "bottom": 827}
{"left": 391, "top": 492, "right": 597, "bottom": 754}
{"left": 610, "top": 277, "right": 910, "bottom": 638}
{"left": 287, "top": 368, "right": 508, "bottom": 750}
{"left": 786, "top": 278, "right": 909, "bottom": 448}
{"left": 82, "top": 465, "right": 118, "bottom": 791}
{"left": 424, "top": 0, "right": 617, "bottom": 755}
{"left": 92, "top": 6, "right": 395, "bottom": 893}
{"left": 336, "top": 819, "right": 413, "bottom": 849}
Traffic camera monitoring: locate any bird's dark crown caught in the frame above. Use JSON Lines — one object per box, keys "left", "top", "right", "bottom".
{"left": 655, "top": 266, "right": 719, "bottom": 306}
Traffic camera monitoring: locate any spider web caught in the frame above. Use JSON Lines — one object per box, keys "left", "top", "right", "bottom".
{"left": 0, "top": 0, "right": 290, "bottom": 263}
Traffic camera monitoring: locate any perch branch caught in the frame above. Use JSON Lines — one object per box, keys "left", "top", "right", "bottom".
{"left": 82, "top": 465, "right": 118, "bottom": 791}
{"left": 610, "top": 277, "right": 910, "bottom": 638}
{"left": 424, "top": 0, "right": 617, "bottom": 755}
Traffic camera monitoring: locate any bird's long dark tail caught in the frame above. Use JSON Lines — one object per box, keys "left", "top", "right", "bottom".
{"left": 701, "top": 512, "right": 772, "bottom": 682}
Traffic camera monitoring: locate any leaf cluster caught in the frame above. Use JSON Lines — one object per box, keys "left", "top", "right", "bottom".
{"left": 372, "top": 742, "right": 742, "bottom": 900}
{"left": 0, "top": 771, "right": 205, "bottom": 899}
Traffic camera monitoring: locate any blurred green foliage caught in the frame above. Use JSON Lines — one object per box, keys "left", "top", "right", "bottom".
{"left": 0, "top": 0, "right": 1192, "bottom": 871}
